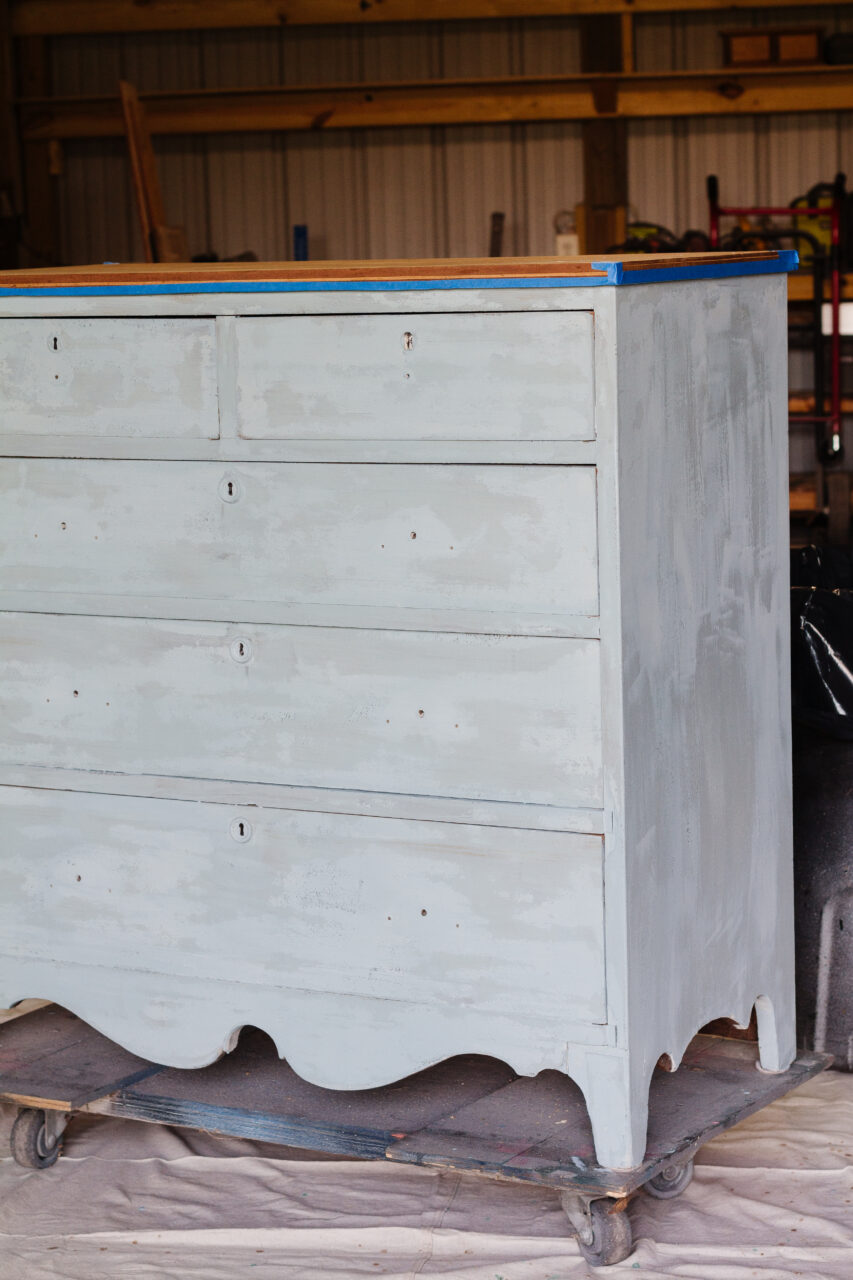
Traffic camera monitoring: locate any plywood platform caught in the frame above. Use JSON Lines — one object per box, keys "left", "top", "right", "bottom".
{"left": 0, "top": 1006, "right": 827, "bottom": 1198}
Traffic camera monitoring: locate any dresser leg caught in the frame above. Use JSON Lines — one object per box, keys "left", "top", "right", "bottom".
{"left": 570, "top": 1048, "right": 650, "bottom": 1170}
{"left": 755, "top": 991, "right": 797, "bottom": 1073}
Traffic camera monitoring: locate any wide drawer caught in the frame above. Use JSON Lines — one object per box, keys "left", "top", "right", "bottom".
{"left": 0, "top": 613, "right": 603, "bottom": 808}
{"left": 235, "top": 310, "right": 595, "bottom": 441}
{"left": 0, "top": 459, "right": 599, "bottom": 624}
{"left": 0, "top": 783, "right": 604, "bottom": 1024}
{"left": 0, "top": 318, "right": 218, "bottom": 438}
{"left": 0, "top": 786, "right": 607, "bottom": 1024}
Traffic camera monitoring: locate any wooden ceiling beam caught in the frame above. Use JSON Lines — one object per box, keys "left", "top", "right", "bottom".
{"left": 19, "top": 67, "right": 853, "bottom": 139}
{"left": 10, "top": 0, "right": 853, "bottom": 37}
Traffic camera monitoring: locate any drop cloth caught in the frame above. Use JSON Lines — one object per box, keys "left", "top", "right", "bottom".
{"left": 0, "top": 1061, "right": 850, "bottom": 1279}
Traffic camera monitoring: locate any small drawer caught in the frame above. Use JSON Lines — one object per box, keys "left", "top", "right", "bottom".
{"left": 1, "top": 612, "right": 604, "bottom": 809}
{"left": 0, "top": 786, "right": 607, "bottom": 1026}
{"left": 235, "top": 310, "right": 595, "bottom": 441}
{"left": 0, "top": 318, "right": 218, "bottom": 438}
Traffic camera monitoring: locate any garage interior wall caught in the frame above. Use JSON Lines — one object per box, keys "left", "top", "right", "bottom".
{"left": 50, "top": 7, "right": 853, "bottom": 267}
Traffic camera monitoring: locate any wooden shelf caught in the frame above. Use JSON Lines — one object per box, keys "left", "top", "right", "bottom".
{"left": 788, "top": 272, "right": 853, "bottom": 302}
{"left": 790, "top": 392, "right": 853, "bottom": 415}
{"left": 791, "top": 473, "right": 853, "bottom": 514}
{"left": 19, "top": 65, "right": 853, "bottom": 140}
{"left": 11, "top": 0, "right": 852, "bottom": 36}
{"left": 791, "top": 474, "right": 824, "bottom": 513}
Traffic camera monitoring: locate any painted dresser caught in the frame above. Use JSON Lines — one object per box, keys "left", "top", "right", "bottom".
{"left": 0, "top": 252, "right": 796, "bottom": 1170}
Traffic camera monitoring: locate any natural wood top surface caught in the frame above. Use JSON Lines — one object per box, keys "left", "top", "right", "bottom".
{"left": 0, "top": 251, "right": 788, "bottom": 290}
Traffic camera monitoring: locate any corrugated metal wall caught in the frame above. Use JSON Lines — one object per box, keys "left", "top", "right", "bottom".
{"left": 48, "top": 10, "right": 853, "bottom": 266}
{"left": 43, "top": 11, "right": 853, "bottom": 469}
{"left": 50, "top": 18, "right": 586, "bottom": 264}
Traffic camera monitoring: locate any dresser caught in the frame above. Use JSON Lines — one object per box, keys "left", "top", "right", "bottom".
{"left": 0, "top": 252, "right": 796, "bottom": 1170}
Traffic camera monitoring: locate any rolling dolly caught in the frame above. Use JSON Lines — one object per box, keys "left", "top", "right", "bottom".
{"left": 1, "top": 1004, "right": 829, "bottom": 1268}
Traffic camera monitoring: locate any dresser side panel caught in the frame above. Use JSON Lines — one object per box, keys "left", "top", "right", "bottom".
{"left": 615, "top": 275, "right": 795, "bottom": 1077}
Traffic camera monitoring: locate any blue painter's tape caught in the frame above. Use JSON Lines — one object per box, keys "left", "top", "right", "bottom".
{"left": 0, "top": 252, "right": 798, "bottom": 297}
{"left": 0, "top": 276, "right": 611, "bottom": 297}
{"left": 592, "top": 261, "right": 624, "bottom": 285}
{"left": 609, "top": 249, "right": 799, "bottom": 288}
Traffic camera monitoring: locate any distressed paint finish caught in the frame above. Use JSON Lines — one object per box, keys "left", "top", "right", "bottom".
{"left": 234, "top": 310, "right": 595, "bottom": 440}
{"left": 0, "top": 612, "right": 603, "bottom": 808}
{"left": 0, "top": 318, "right": 219, "bottom": 438}
{"left": 0, "top": 262, "right": 795, "bottom": 1171}
{"left": 0, "top": 459, "right": 600, "bottom": 626}
{"left": 0, "top": 787, "right": 607, "bottom": 1063}
{"left": 608, "top": 275, "right": 796, "bottom": 1164}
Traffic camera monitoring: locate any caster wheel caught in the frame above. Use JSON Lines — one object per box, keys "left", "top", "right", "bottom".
{"left": 577, "top": 1199, "right": 633, "bottom": 1268}
{"left": 644, "top": 1158, "right": 694, "bottom": 1200}
{"left": 10, "top": 1108, "right": 63, "bottom": 1169}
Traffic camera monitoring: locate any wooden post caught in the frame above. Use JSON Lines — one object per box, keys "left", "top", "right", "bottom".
{"left": 18, "top": 34, "right": 58, "bottom": 267}
{"left": 580, "top": 16, "right": 628, "bottom": 254}
{"left": 826, "top": 471, "right": 851, "bottom": 548}
{"left": 0, "top": 0, "right": 21, "bottom": 266}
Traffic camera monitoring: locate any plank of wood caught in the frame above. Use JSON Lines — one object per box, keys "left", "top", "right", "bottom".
{"left": 119, "top": 81, "right": 190, "bottom": 263}
{"left": 0, "top": 250, "right": 781, "bottom": 289}
{"left": 10, "top": 0, "right": 852, "bottom": 36}
{"left": 17, "top": 68, "right": 853, "bottom": 141}
{"left": 119, "top": 80, "right": 157, "bottom": 264}
{"left": 0, "top": 1004, "right": 163, "bottom": 1108}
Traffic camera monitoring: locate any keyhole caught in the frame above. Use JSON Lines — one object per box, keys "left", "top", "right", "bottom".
{"left": 52, "top": 336, "right": 58, "bottom": 351}
{"left": 402, "top": 331, "right": 414, "bottom": 351}
{"left": 218, "top": 474, "right": 241, "bottom": 503}
{"left": 230, "top": 636, "right": 253, "bottom": 663}
{"left": 230, "top": 816, "right": 253, "bottom": 842}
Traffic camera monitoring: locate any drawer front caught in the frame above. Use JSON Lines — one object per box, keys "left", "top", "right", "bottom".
{"left": 0, "top": 787, "right": 607, "bottom": 1024}
{"left": 0, "top": 460, "right": 599, "bottom": 622}
{"left": 0, "top": 318, "right": 218, "bottom": 438}
{"left": 1, "top": 613, "right": 603, "bottom": 808}
{"left": 235, "top": 311, "right": 595, "bottom": 441}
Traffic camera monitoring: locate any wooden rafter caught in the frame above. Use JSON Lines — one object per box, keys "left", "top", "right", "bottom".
{"left": 19, "top": 66, "right": 853, "bottom": 140}
{"left": 10, "top": 0, "right": 853, "bottom": 36}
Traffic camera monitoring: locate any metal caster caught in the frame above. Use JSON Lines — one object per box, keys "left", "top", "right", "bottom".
{"left": 10, "top": 1108, "right": 67, "bottom": 1169}
{"left": 561, "top": 1191, "right": 633, "bottom": 1267}
{"left": 644, "top": 1157, "right": 694, "bottom": 1199}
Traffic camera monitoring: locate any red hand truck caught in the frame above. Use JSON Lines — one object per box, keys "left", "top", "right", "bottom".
{"left": 707, "top": 172, "right": 845, "bottom": 466}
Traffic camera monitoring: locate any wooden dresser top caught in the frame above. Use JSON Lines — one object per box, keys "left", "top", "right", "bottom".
{"left": 0, "top": 251, "right": 796, "bottom": 295}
